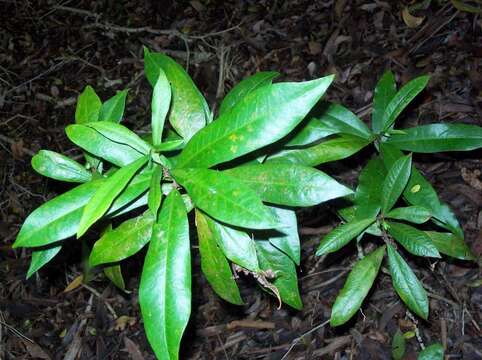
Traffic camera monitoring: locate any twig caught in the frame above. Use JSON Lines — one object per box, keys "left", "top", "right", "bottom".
{"left": 280, "top": 319, "right": 330, "bottom": 360}
{"left": 81, "top": 284, "right": 118, "bottom": 319}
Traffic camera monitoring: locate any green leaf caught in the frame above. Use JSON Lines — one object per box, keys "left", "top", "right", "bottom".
{"left": 424, "top": 231, "right": 475, "bottom": 260}
{"left": 339, "top": 205, "right": 382, "bottom": 236}
{"left": 285, "top": 117, "right": 340, "bottom": 147}
{"left": 103, "top": 264, "right": 126, "bottom": 291}
{"left": 418, "top": 343, "right": 444, "bottom": 360}
{"left": 256, "top": 240, "right": 303, "bottom": 310}
{"left": 386, "top": 206, "right": 431, "bottom": 224}
{"left": 151, "top": 69, "right": 172, "bottom": 146}
{"left": 318, "top": 103, "right": 372, "bottom": 139}
{"left": 381, "top": 154, "right": 412, "bottom": 213}
{"left": 195, "top": 210, "right": 243, "bottom": 304}
{"left": 391, "top": 329, "right": 406, "bottom": 360}
{"left": 387, "top": 124, "right": 482, "bottom": 152}
{"left": 175, "top": 75, "right": 334, "bottom": 168}
{"left": 219, "top": 71, "right": 279, "bottom": 115}
{"left": 66, "top": 124, "right": 145, "bottom": 167}
{"left": 267, "top": 134, "right": 369, "bottom": 166}
{"left": 268, "top": 206, "right": 300, "bottom": 265}
{"left": 99, "top": 90, "right": 128, "bottom": 123}
{"left": 330, "top": 246, "right": 385, "bottom": 326}
{"left": 78, "top": 156, "right": 148, "bottom": 237}
{"left": 316, "top": 217, "right": 376, "bottom": 256}
{"left": 197, "top": 212, "right": 259, "bottom": 272}
{"left": 387, "top": 244, "right": 429, "bottom": 319}
{"left": 89, "top": 212, "right": 155, "bottom": 266}
{"left": 386, "top": 221, "right": 440, "bottom": 258}
{"left": 354, "top": 157, "right": 386, "bottom": 208}
{"left": 26, "top": 244, "right": 62, "bottom": 279}
{"left": 153, "top": 139, "right": 185, "bottom": 152}
{"left": 451, "top": 0, "right": 481, "bottom": 13}
{"left": 139, "top": 189, "right": 191, "bottom": 360}
{"left": 75, "top": 85, "right": 101, "bottom": 124}
{"left": 148, "top": 164, "right": 163, "bottom": 218}
{"left": 172, "top": 168, "right": 279, "bottom": 230}
{"left": 382, "top": 75, "right": 430, "bottom": 131}
{"left": 372, "top": 71, "right": 397, "bottom": 134}
{"left": 144, "top": 48, "right": 208, "bottom": 140}
{"left": 32, "top": 150, "right": 92, "bottom": 183}
{"left": 223, "top": 163, "right": 352, "bottom": 207}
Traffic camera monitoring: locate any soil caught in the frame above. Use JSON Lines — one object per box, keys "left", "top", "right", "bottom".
{"left": 1, "top": 1, "right": 481, "bottom": 359}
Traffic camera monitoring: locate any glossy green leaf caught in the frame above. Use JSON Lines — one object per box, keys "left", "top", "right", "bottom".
{"left": 256, "top": 240, "right": 302, "bottom": 310}
{"left": 372, "top": 71, "right": 396, "bottom": 134}
{"left": 387, "top": 124, "right": 482, "bottom": 153}
{"left": 66, "top": 124, "right": 145, "bottom": 167}
{"left": 27, "top": 244, "right": 62, "bottom": 279}
{"left": 424, "top": 231, "right": 475, "bottom": 260}
{"left": 354, "top": 157, "right": 386, "bottom": 208}
{"left": 386, "top": 206, "right": 431, "bottom": 224}
{"left": 316, "top": 217, "right": 376, "bottom": 256}
{"left": 175, "top": 75, "right": 334, "bottom": 168}
{"left": 78, "top": 156, "right": 148, "bottom": 237}
{"left": 285, "top": 117, "right": 340, "bottom": 147}
{"left": 387, "top": 221, "right": 440, "bottom": 258}
{"left": 381, "top": 154, "right": 412, "bottom": 213}
{"left": 391, "top": 329, "right": 406, "bottom": 360}
{"left": 318, "top": 103, "right": 372, "bottom": 139}
{"left": 339, "top": 205, "right": 382, "bottom": 236}
{"left": 198, "top": 212, "right": 259, "bottom": 272}
{"left": 387, "top": 244, "right": 428, "bottom": 319}
{"left": 195, "top": 210, "right": 243, "bottom": 304}
{"left": 223, "top": 163, "right": 352, "bottom": 207}
{"left": 99, "top": 90, "right": 128, "bottom": 123}
{"left": 267, "top": 134, "right": 369, "bottom": 166}
{"left": 32, "top": 150, "right": 92, "bottom": 183}
{"left": 144, "top": 48, "right": 208, "bottom": 140}
{"left": 330, "top": 246, "right": 385, "bottom": 326}
{"left": 103, "top": 264, "right": 126, "bottom": 291}
{"left": 148, "top": 164, "right": 163, "bottom": 218}
{"left": 89, "top": 211, "right": 155, "bottom": 266}
{"left": 172, "top": 168, "right": 279, "bottom": 230}
{"left": 151, "top": 69, "right": 172, "bottom": 146}
{"left": 268, "top": 206, "right": 300, "bottom": 265}
{"left": 75, "top": 85, "right": 101, "bottom": 124}
{"left": 219, "top": 71, "right": 279, "bottom": 115}
{"left": 139, "top": 189, "right": 190, "bottom": 360}
{"left": 382, "top": 75, "right": 430, "bottom": 131}
{"left": 153, "top": 139, "right": 185, "bottom": 152}
{"left": 418, "top": 343, "right": 444, "bottom": 360}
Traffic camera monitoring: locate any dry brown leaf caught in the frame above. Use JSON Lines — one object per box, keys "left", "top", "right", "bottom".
{"left": 63, "top": 275, "right": 83, "bottom": 293}
{"left": 402, "top": 8, "right": 425, "bottom": 28}
{"left": 124, "top": 337, "right": 145, "bottom": 360}
{"left": 23, "top": 340, "right": 51, "bottom": 360}
{"left": 114, "top": 315, "right": 137, "bottom": 331}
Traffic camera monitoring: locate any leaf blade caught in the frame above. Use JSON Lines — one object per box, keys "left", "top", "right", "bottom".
{"left": 386, "top": 206, "right": 431, "bottom": 224}
{"left": 99, "top": 90, "right": 128, "bottom": 123}
{"left": 387, "top": 221, "right": 440, "bottom": 258}
{"left": 318, "top": 103, "right": 372, "bottom": 139}
{"left": 32, "top": 150, "right": 92, "bottom": 183}
{"left": 151, "top": 69, "right": 172, "bottom": 146}
{"left": 381, "top": 154, "right": 412, "bottom": 213}
{"left": 75, "top": 85, "right": 101, "bottom": 124}
{"left": 372, "top": 71, "right": 397, "bottom": 134}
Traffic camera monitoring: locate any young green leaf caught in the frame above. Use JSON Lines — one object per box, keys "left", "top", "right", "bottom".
{"left": 330, "top": 246, "right": 385, "bottom": 326}
{"left": 171, "top": 168, "right": 279, "bottom": 230}
{"left": 381, "top": 154, "right": 412, "bottom": 213}
{"left": 139, "top": 189, "right": 191, "bottom": 360}
{"left": 103, "top": 264, "right": 126, "bottom": 291}
{"left": 195, "top": 210, "right": 243, "bottom": 304}
{"left": 77, "top": 156, "right": 148, "bottom": 237}
{"left": 391, "top": 328, "right": 406, "bottom": 360}
{"left": 27, "top": 244, "right": 62, "bottom": 279}
{"left": 316, "top": 217, "right": 376, "bottom": 256}
{"left": 223, "top": 163, "right": 352, "bottom": 207}
{"left": 386, "top": 123, "right": 482, "bottom": 153}
{"left": 372, "top": 71, "right": 397, "bottom": 134}
{"left": 197, "top": 212, "right": 259, "bottom": 272}
{"left": 382, "top": 75, "right": 430, "bottom": 132}
{"left": 175, "top": 75, "right": 334, "bottom": 168}
{"left": 144, "top": 48, "right": 208, "bottom": 140}
{"left": 219, "top": 71, "right": 279, "bottom": 115}
{"left": 386, "top": 206, "right": 431, "bottom": 224}
{"left": 89, "top": 212, "right": 155, "bottom": 266}
{"left": 148, "top": 164, "right": 163, "bottom": 218}
{"left": 387, "top": 244, "right": 429, "bottom": 319}
{"left": 285, "top": 117, "right": 340, "bottom": 147}
{"left": 256, "top": 240, "right": 303, "bottom": 310}
{"left": 418, "top": 343, "right": 444, "bottom": 360}
{"left": 66, "top": 124, "right": 145, "bottom": 167}
{"left": 386, "top": 221, "right": 440, "bottom": 258}
{"left": 424, "top": 231, "right": 475, "bottom": 260}
{"left": 32, "top": 150, "right": 92, "bottom": 183}
{"left": 151, "top": 68, "right": 172, "bottom": 146}
{"left": 317, "top": 103, "right": 372, "bottom": 139}
{"left": 267, "top": 134, "right": 369, "bottom": 166}
{"left": 99, "top": 90, "right": 128, "bottom": 123}
{"left": 153, "top": 139, "right": 185, "bottom": 152}
{"left": 75, "top": 85, "right": 101, "bottom": 124}
{"left": 267, "top": 206, "right": 300, "bottom": 265}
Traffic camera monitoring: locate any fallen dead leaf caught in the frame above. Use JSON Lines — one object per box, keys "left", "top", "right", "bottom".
{"left": 124, "top": 336, "right": 145, "bottom": 360}
{"left": 114, "top": 315, "right": 137, "bottom": 331}
{"left": 402, "top": 7, "right": 425, "bottom": 28}
{"left": 63, "top": 275, "right": 83, "bottom": 293}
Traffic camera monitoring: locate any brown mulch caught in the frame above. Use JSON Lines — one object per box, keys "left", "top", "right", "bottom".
{"left": 1, "top": 1, "right": 481, "bottom": 359}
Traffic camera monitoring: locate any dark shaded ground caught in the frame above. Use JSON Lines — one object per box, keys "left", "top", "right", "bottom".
{"left": 1, "top": 1, "right": 481, "bottom": 359}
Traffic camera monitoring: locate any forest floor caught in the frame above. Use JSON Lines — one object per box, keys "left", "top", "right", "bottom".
{"left": 1, "top": 1, "right": 481, "bottom": 359}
